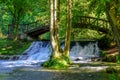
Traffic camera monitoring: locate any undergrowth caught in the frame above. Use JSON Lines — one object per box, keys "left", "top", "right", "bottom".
{"left": 0, "top": 38, "right": 31, "bottom": 55}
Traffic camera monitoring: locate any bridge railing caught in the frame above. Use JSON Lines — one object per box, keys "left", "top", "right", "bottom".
{"left": 73, "top": 16, "right": 110, "bottom": 30}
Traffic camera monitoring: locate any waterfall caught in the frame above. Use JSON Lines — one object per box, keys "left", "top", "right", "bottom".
{"left": 0, "top": 41, "right": 100, "bottom": 68}
{"left": 70, "top": 41, "right": 99, "bottom": 63}
{"left": 20, "top": 41, "right": 99, "bottom": 62}
{"left": 19, "top": 41, "right": 52, "bottom": 62}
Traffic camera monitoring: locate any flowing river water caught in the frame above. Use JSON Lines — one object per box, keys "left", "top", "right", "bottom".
{"left": 0, "top": 41, "right": 110, "bottom": 80}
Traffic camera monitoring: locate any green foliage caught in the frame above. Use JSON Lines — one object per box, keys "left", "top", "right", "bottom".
{"left": 71, "top": 28, "right": 104, "bottom": 41}
{"left": 109, "top": 74, "right": 117, "bottom": 80}
{"left": 0, "top": 0, "right": 50, "bottom": 40}
{"left": 0, "top": 0, "right": 111, "bottom": 41}
{"left": 72, "top": 0, "right": 90, "bottom": 16}
{"left": 117, "top": 54, "right": 120, "bottom": 64}
{"left": 61, "top": 55, "right": 71, "bottom": 64}
{"left": 39, "top": 32, "right": 50, "bottom": 40}
{"left": 88, "top": 0, "right": 111, "bottom": 17}
{"left": 0, "top": 0, "right": 34, "bottom": 23}
{"left": 106, "top": 67, "right": 118, "bottom": 80}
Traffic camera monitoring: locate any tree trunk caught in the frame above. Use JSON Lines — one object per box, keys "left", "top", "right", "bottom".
{"left": 8, "top": 18, "right": 15, "bottom": 39}
{"left": 42, "top": 0, "right": 72, "bottom": 68}
{"left": 14, "top": 24, "right": 19, "bottom": 41}
{"left": 64, "top": 0, "right": 72, "bottom": 56}
{"left": 8, "top": 15, "right": 19, "bottom": 41}
{"left": 105, "top": 1, "right": 120, "bottom": 62}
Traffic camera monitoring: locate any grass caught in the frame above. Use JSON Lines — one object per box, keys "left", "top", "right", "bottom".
{"left": 0, "top": 38, "right": 31, "bottom": 55}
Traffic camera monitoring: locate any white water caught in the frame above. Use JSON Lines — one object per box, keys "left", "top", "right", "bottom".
{"left": 19, "top": 41, "right": 52, "bottom": 61}
{"left": 70, "top": 42, "right": 99, "bottom": 63}
{"left": 0, "top": 41, "right": 100, "bottom": 69}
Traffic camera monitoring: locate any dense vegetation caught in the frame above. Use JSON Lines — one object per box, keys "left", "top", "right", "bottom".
{"left": 0, "top": 1, "right": 120, "bottom": 80}
{"left": 0, "top": 38, "right": 31, "bottom": 55}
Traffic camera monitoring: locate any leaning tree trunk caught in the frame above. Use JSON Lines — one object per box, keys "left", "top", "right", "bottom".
{"left": 8, "top": 18, "right": 15, "bottom": 39}
{"left": 9, "top": 15, "right": 19, "bottom": 41}
{"left": 64, "top": 0, "right": 72, "bottom": 56}
{"left": 105, "top": 1, "right": 120, "bottom": 62}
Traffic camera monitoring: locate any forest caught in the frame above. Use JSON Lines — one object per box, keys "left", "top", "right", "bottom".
{"left": 0, "top": 0, "right": 120, "bottom": 80}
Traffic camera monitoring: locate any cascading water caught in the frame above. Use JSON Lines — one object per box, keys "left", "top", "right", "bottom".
{"left": 19, "top": 41, "right": 52, "bottom": 61}
{"left": 70, "top": 41, "right": 100, "bottom": 63}
{"left": 0, "top": 41, "right": 100, "bottom": 69}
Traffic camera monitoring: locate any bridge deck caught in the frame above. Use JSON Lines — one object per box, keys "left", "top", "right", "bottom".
{"left": 25, "top": 25, "right": 49, "bottom": 39}
{"left": 8, "top": 16, "right": 110, "bottom": 39}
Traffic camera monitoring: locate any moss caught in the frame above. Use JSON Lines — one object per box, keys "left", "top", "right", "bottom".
{"left": 61, "top": 55, "right": 71, "bottom": 64}
{"left": 42, "top": 55, "right": 71, "bottom": 69}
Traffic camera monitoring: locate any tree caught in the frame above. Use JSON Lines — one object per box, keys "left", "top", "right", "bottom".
{"left": 105, "top": 0, "right": 120, "bottom": 62}
{"left": 0, "top": 0, "right": 42, "bottom": 40}
{"left": 0, "top": 0, "right": 27, "bottom": 40}
{"left": 42, "top": 0, "right": 72, "bottom": 68}
{"left": 50, "top": 0, "right": 62, "bottom": 58}
{"left": 64, "top": 0, "right": 72, "bottom": 56}
{"left": 89, "top": 0, "right": 120, "bottom": 62}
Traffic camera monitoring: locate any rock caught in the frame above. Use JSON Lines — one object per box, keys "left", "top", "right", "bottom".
{"left": 106, "top": 67, "right": 117, "bottom": 73}
{"left": 74, "top": 58, "right": 81, "bottom": 61}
